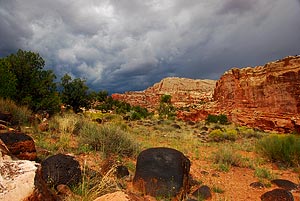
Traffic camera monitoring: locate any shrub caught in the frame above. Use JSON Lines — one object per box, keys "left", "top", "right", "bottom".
{"left": 238, "top": 126, "right": 264, "bottom": 139}
{"left": 208, "top": 129, "right": 224, "bottom": 142}
{"left": 208, "top": 128, "right": 237, "bottom": 142}
{"left": 213, "top": 146, "right": 242, "bottom": 171}
{"left": 254, "top": 167, "right": 275, "bottom": 180}
{"left": 256, "top": 134, "right": 300, "bottom": 167}
{"left": 0, "top": 98, "right": 32, "bottom": 125}
{"left": 79, "top": 123, "right": 139, "bottom": 157}
{"left": 225, "top": 129, "right": 238, "bottom": 141}
{"left": 48, "top": 112, "right": 85, "bottom": 134}
{"left": 206, "top": 114, "right": 229, "bottom": 125}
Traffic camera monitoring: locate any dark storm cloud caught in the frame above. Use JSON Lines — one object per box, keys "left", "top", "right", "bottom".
{"left": 1, "top": 0, "right": 300, "bottom": 93}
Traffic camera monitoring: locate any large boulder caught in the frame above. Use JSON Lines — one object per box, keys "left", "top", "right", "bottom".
{"left": 41, "top": 154, "right": 82, "bottom": 187}
{"left": 0, "top": 144, "right": 57, "bottom": 201}
{"left": 0, "top": 131, "right": 37, "bottom": 160}
{"left": 133, "top": 147, "right": 190, "bottom": 199}
{"left": 261, "top": 188, "right": 294, "bottom": 201}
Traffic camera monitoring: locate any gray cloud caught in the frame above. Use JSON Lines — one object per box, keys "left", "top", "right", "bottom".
{"left": 1, "top": 0, "right": 300, "bottom": 93}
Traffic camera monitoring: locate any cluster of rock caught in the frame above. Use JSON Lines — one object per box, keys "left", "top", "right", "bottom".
{"left": 113, "top": 55, "right": 300, "bottom": 133}
{"left": 112, "top": 77, "right": 216, "bottom": 111}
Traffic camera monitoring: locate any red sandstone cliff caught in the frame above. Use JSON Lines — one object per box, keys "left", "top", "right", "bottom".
{"left": 213, "top": 55, "right": 300, "bottom": 133}
{"left": 112, "top": 77, "right": 216, "bottom": 111}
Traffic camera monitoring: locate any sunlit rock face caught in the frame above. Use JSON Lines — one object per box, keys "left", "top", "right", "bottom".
{"left": 213, "top": 55, "right": 300, "bottom": 133}
{"left": 112, "top": 77, "right": 216, "bottom": 111}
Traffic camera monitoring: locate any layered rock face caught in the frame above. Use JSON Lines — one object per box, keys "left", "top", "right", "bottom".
{"left": 112, "top": 77, "right": 216, "bottom": 111}
{"left": 213, "top": 55, "right": 300, "bottom": 133}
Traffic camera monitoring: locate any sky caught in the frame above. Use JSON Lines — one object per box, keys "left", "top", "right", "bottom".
{"left": 1, "top": 0, "right": 300, "bottom": 93}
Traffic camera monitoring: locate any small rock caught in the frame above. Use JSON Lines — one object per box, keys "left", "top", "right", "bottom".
{"left": 250, "top": 182, "right": 265, "bottom": 189}
{"left": 200, "top": 171, "right": 209, "bottom": 175}
{"left": 172, "top": 123, "right": 181, "bottom": 129}
{"left": 94, "top": 191, "right": 130, "bottom": 201}
{"left": 115, "top": 165, "right": 129, "bottom": 178}
{"left": 192, "top": 185, "right": 212, "bottom": 200}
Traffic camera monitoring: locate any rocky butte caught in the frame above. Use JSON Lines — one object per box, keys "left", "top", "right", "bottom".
{"left": 112, "top": 77, "right": 216, "bottom": 111}
{"left": 112, "top": 55, "right": 300, "bottom": 133}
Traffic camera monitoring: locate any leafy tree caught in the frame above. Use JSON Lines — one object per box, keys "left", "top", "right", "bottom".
{"left": 158, "top": 94, "right": 176, "bottom": 119}
{"left": 1, "top": 49, "right": 60, "bottom": 113}
{"left": 60, "top": 74, "right": 91, "bottom": 113}
{"left": 0, "top": 59, "right": 17, "bottom": 98}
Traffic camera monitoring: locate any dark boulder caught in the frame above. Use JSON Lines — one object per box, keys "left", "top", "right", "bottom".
{"left": 192, "top": 185, "right": 212, "bottom": 200}
{"left": 115, "top": 165, "right": 129, "bottom": 178}
{"left": 133, "top": 147, "right": 190, "bottom": 199}
{"left": 41, "top": 154, "right": 82, "bottom": 187}
{"left": 261, "top": 189, "right": 294, "bottom": 201}
{"left": 271, "top": 179, "right": 298, "bottom": 191}
{"left": 0, "top": 112, "right": 12, "bottom": 124}
{"left": 0, "top": 131, "right": 37, "bottom": 160}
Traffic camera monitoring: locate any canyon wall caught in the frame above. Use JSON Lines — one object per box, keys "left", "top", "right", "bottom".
{"left": 213, "top": 55, "right": 300, "bottom": 133}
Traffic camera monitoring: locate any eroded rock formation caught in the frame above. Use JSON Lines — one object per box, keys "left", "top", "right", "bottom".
{"left": 213, "top": 55, "right": 300, "bottom": 133}
{"left": 112, "top": 77, "right": 216, "bottom": 111}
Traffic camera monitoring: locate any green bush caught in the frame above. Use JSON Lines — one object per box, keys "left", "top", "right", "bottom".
{"left": 78, "top": 123, "right": 139, "bottom": 157}
{"left": 254, "top": 167, "right": 275, "bottom": 180}
{"left": 213, "top": 146, "right": 242, "bottom": 171}
{"left": 208, "top": 128, "right": 237, "bottom": 142}
{"left": 206, "top": 114, "right": 229, "bottom": 125}
{"left": 256, "top": 134, "right": 300, "bottom": 167}
{"left": 237, "top": 126, "right": 264, "bottom": 139}
{"left": 208, "top": 129, "right": 224, "bottom": 142}
{"left": 0, "top": 98, "right": 32, "bottom": 125}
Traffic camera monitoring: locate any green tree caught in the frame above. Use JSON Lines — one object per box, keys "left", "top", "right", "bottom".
{"left": 60, "top": 74, "right": 91, "bottom": 113}
{"left": 1, "top": 49, "right": 60, "bottom": 113}
{"left": 0, "top": 59, "right": 17, "bottom": 98}
{"left": 158, "top": 94, "right": 176, "bottom": 119}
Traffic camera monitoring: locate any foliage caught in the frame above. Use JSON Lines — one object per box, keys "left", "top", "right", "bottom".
{"left": 158, "top": 94, "right": 176, "bottom": 119}
{"left": 213, "top": 146, "right": 242, "bottom": 171}
{"left": 0, "top": 59, "right": 17, "bottom": 98}
{"left": 1, "top": 49, "right": 60, "bottom": 114}
{"left": 256, "top": 134, "right": 300, "bottom": 167}
{"left": 254, "top": 167, "right": 275, "bottom": 180}
{"left": 69, "top": 165, "right": 119, "bottom": 201}
{"left": 0, "top": 98, "right": 32, "bottom": 125}
{"left": 160, "top": 94, "right": 172, "bottom": 104}
{"left": 208, "top": 128, "right": 238, "bottom": 142}
{"left": 94, "top": 96, "right": 151, "bottom": 121}
{"left": 237, "top": 126, "right": 264, "bottom": 139}
{"left": 206, "top": 114, "right": 229, "bottom": 125}
{"left": 60, "top": 74, "right": 91, "bottom": 113}
{"left": 78, "top": 122, "right": 140, "bottom": 157}
{"left": 129, "top": 105, "right": 151, "bottom": 120}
